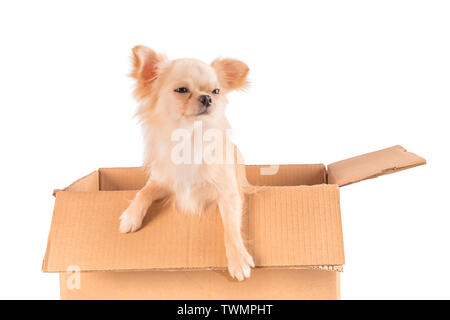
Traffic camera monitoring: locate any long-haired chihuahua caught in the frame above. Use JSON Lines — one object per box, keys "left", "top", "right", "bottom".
{"left": 119, "top": 46, "right": 254, "bottom": 281}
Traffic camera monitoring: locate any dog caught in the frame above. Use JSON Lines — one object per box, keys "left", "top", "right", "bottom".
{"left": 119, "top": 46, "right": 254, "bottom": 281}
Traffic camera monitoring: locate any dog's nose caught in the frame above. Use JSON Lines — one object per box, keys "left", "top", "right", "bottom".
{"left": 198, "top": 95, "right": 212, "bottom": 108}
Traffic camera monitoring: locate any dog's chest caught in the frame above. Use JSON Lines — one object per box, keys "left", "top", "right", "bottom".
{"left": 172, "top": 164, "right": 218, "bottom": 214}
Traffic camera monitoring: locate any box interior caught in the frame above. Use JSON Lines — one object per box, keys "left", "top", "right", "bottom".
{"left": 54, "top": 164, "right": 328, "bottom": 194}
{"left": 98, "top": 164, "right": 327, "bottom": 191}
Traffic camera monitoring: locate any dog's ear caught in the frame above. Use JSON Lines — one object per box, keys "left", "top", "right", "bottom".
{"left": 211, "top": 58, "right": 249, "bottom": 91}
{"left": 131, "top": 45, "right": 166, "bottom": 83}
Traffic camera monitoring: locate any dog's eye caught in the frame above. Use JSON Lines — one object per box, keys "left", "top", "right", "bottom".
{"left": 212, "top": 88, "right": 220, "bottom": 94}
{"left": 175, "top": 87, "right": 189, "bottom": 93}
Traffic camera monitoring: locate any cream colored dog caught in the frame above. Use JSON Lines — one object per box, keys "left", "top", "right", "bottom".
{"left": 119, "top": 46, "right": 254, "bottom": 281}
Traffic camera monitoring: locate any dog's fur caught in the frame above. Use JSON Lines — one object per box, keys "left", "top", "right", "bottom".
{"left": 119, "top": 46, "right": 254, "bottom": 280}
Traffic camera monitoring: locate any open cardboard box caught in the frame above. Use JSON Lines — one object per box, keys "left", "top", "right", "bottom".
{"left": 42, "top": 145, "right": 425, "bottom": 299}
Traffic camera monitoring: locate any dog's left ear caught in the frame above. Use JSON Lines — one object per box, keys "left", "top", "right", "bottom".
{"left": 211, "top": 58, "right": 249, "bottom": 91}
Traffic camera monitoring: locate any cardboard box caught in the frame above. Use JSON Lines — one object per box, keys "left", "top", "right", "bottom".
{"left": 42, "top": 145, "right": 425, "bottom": 299}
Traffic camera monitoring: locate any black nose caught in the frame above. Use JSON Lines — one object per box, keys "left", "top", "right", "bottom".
{"left": 198, "top": 95, "right": 212, "bottom": 108}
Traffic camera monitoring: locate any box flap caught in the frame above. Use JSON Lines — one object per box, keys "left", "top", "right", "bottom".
{"left": 327, "top": 145, "right": 426, "bottom": 187}
{"left": 42, "top": 185, "right": 344, "bottom": 273}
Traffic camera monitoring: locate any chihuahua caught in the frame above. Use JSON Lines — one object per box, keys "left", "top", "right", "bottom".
{"left": 119, "top": 46, "right": 254, "bottom": 281}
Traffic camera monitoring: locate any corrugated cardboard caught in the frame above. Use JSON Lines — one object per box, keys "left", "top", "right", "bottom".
{"left": 59, "top": 270, "right": 340, "bottom": 300}
{"left": 43, "top": 145, "right": 425, "bottom": 299}
{"left": 327, "top": 145, "right": 426, "bottom": 186}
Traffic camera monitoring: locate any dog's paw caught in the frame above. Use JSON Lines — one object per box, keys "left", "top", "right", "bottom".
{"left": 227, "top": 250, "right": 255, "bottom": 281}
{"left": 119, "top": 208, "right": 144, "bottom": 233}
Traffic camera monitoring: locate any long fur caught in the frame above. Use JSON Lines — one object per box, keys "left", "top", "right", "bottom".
{"left": 119, "top": 46, "right": 255, "bottom": 281}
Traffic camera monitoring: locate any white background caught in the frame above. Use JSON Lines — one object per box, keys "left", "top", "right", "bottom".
{"left": 1, "top": 0, "right": 449, "bottom": 299}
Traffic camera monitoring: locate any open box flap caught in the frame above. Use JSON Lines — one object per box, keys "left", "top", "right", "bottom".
{"left": 42, "top": 185, "right": 344, "bottom": 273}
{"left": 327, "top": 145, "right": 426, "bottom": 187}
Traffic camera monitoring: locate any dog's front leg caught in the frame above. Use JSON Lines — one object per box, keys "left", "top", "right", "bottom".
{"left": 119, "top": 180, "right": 167, "bottom": 233}
{"left": 218, "top": 193, "right": 255, "bottom": 281}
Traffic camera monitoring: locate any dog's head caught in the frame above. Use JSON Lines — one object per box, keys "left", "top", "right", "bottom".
{"left": 131, "top": 46, "right": 249, "bottom": 121}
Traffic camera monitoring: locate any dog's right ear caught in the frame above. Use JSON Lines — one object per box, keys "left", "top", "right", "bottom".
{"left": 131, "top": 45, "right": 166, "bottom": 86}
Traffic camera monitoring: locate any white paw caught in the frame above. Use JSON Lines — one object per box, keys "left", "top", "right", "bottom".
{"left": 227, "top": 250, "right": 255, "bottom": 281}
{"left": 119, "top": 208, "right": 143, "bottom": 233}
